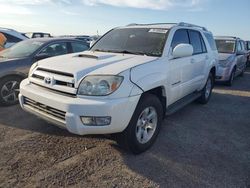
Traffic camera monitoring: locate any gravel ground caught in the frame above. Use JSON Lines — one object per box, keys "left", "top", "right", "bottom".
{"left": 0, "top": 68, "right": 250, "bottom": 188}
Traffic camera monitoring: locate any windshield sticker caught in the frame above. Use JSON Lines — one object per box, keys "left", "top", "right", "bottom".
{"left": 148, "top": 29, "right": 168, "bottom": 34}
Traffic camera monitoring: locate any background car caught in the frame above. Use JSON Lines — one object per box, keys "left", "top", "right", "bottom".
{"left": 24, "top": 32, "right": 52, "bottom": 38}
{"left": 215, "top": 36, "right": 247, "bottom": 86}
{"left": 0, "top": 38, "right": 89, "bottom": 106}
{"left": 0, "top": 27, "right": 28, "bottom": 48}
{"left": 60, "top": 35, "right": 91, "bottom": 47}
{"left": 246, "top": 41, "right": 250, "bottom": 65}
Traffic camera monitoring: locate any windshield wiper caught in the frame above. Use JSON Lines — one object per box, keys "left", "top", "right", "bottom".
{"left": 94, "top": 49, "right": 159, "bottom": 57}
{"left": 111, "top": 50, "right": 150, "bottom": 56}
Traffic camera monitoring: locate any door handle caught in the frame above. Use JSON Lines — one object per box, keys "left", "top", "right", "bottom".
{"left": 190, "top": 59, "right": 195, "bottom": 64}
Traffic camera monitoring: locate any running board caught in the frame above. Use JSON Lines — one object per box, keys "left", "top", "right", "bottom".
{"left": 165, "top": 92, "right": 202, "bottom": 116}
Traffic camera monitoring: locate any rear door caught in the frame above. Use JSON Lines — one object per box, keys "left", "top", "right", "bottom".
{"left": 187, "top": 29, "right": 208, "bottom": 90}
{"left": 235, "top": 40, "right": 245, "bottom": 74}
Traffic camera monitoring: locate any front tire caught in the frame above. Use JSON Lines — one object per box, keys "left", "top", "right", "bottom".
{"left": 226, "top": 68, "right": 235, "bottom": 86}
{"left": 197, "top": 73, "right": 214, "bottom": 104}
{"left": 0, "top": 76, "right": 22, "bottom": 106}
{"left": 116, "top": 94, "right": 163, "bottom": 154}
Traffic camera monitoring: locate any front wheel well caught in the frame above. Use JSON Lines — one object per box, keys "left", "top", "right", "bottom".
{"left": 142, "top": 86, "right": 166, "bottom": 115}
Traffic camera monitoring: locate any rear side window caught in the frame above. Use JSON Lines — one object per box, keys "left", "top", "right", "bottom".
{"left": 171, "top": 29, "right": 189, "bottom": 49}
{"left": 240, "top": 41, "right": 246, "bottom": 50}
{"left": 2, "top": 32, "right": 22, "bottom": 43}
{"left": 188, "top": 30, "right": 203, "bottom": 54}
{"left": 237, "top": 41, "right": 242, "bottom": 51}
{"left": 204, "top": 33, "right": 217, "bottom": 51}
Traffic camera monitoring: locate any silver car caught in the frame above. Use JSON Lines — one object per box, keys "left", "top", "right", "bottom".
{"left": 215, "top": 36, "right": 247, "bottom": 86}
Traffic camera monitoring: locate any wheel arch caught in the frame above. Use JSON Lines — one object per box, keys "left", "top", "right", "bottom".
{"left": 141, "top": 86, "right": 167, "bottom": 116}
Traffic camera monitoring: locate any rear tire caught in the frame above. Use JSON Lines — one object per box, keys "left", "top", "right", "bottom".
{"left": 197, "top": 73, "right": 213, "bottom": 104}
{"left": 0, "top": 76, "right": 22, "bottom": 106}
{"left": 116, "top": 94, "right": 163, "bottom": 154}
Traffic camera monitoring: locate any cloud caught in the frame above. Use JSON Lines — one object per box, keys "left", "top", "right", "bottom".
{"left": 0, "top": 0, "right": 73, "bottom": 6}
{"left": 0, "top": 4, "right": 33, "bottom": 15}
{"left": 82, "top": 0, "right": 203, "bottom": 10}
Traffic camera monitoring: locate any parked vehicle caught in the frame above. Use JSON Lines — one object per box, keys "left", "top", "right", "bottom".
{"left": 60, "top": 35, "right": 91, "bottom": 47}
{"left": 0, "top": 27, "right": 28, "bottom": 48}
{"left": 215, "top": 36, "right": 247, "bottom": 86}
{"left": 0, "top": 38, "right": 89, "bottom": 106}
{"left": 19, "top": 23, "right": 218, "bottom": 154}
{"left": 25, "top": 32, "right": 52, "bottom": 38}
{"left": 246, "top": 41, "right": 250, "bottom": 65}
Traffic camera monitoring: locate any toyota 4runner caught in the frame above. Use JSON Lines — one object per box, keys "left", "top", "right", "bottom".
{"left": 19, "top": 23, "right": 218, "bottom": 154}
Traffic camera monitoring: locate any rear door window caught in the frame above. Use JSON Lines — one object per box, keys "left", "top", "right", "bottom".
{"left": 188, "top": 30, "right": 203, "bottom": 55}
{"left": 71, "top": 42, "right": 89, "bottom": 53}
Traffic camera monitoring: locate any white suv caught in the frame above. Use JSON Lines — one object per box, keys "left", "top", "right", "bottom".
{"left": 19, "top": 23, "right": 218, "bottom": 154}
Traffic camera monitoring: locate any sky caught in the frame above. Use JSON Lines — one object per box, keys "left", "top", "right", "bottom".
{"left": 0, "top": 0, "right": 249, "bottom": 40}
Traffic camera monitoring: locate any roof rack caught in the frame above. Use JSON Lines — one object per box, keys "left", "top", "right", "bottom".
{"left": 177, "top": 22, "right": 208, "bottom": 31}
{"left": 214, "top": 36, "right": 238, "bottom": 39}
{"left": 127, "top": 23, "right": 177, "bottom": 26}
{"left": 126, "top": 22, "right": 209, "bottom": 32}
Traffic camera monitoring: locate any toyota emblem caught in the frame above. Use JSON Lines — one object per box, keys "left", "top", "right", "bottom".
{"left": 44, "top": 77, "right": 52, "bottom": 84}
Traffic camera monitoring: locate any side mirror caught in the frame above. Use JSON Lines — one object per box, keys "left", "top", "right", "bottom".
{"left": 172, "top": 44, "right": 193, "bottom": 59}
{"left": 34, "top": 53, "right": 51, "bottom": 62}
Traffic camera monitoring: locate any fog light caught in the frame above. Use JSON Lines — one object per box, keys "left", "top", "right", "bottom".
{"left": 81, "top": 116, "right": 111, "bottom": 126}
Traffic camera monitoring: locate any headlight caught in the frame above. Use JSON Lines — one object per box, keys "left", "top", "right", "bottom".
{"left": 28, "top": 62, "right": 38, "bottom": 77}
{"left": 78, "top": 75, "right": 123, "bottom": 96}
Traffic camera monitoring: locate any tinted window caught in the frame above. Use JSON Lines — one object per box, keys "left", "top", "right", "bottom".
{"left": 71, "top": 42, "right": 89, "bottom": 53}
{"left": 215, "top": 40, "right": 235, "bottom": 53}
{"left": 91, "top": 28, "right": 168, "bottom": 57}
{"left": 200, "top": 35, "right": 207, "bottom": 53}
{"left": 2, "top": 32, "right": 22, "bottom": 43}
{"left": 204, "top": 33, "right": 217, "bottom": 51}
{"left": 188, "top": 30, "right": 203, "bottom": 54}
{"left": 240, "top": 41, "right": 246, "bottom": 50}
{"left": 171, "top": 29, "right": 189, "bottom": 49}
{"left": 248, "top": 42, "right": 250, "bottom": 50}
{"left": 40, "top": 43, "right": 68, "bottom": 56}
{"left": 237, "top": 41, "right": 242, "bottom": 51}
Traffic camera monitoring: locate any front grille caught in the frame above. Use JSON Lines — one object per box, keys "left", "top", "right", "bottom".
{"left": 30, "top": 68, "right": 76, "bottom": 95}
{"left": 32, "top": 74, "right": 44, "bottom": 80}
{"left": 24, "top": 97, "right": 66, "bottom": 121}
{"left": 36, "top": 67, "right": 74, "bottom": 77}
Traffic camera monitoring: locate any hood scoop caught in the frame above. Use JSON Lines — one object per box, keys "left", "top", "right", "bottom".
{"left": 77, "top": 54, "right": 99, "bottom": 59}
{"left": 76, "top": 51, "right": 116, "bottom": 60}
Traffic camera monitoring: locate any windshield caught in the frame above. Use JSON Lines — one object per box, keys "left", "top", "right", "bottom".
{"left": 0, "top": 40, "right": 45, "bottom": 59}
{"left": 91, "top": 28, "right": 168, "bottom": 57}
{"left": 215, "top": 39, "right": 235, "bottom": 54}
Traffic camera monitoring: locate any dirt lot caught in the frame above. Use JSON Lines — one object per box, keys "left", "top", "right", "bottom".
{"left": 0, "top": 68, "right": 250, "bottom": 188}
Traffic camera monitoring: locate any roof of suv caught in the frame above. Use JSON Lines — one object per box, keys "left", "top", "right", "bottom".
{"left": 214, "top": 36, "right": 241, "bottom": 41}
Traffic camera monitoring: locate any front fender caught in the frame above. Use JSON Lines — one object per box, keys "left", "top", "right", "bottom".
{"left": 132, "top": 72, "right": 166, "bottom": 92}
